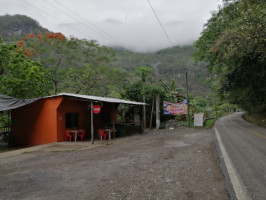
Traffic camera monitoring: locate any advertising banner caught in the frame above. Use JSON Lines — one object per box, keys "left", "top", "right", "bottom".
{"left": 194, "top": 113, "right": 204, "bottom": 126}
{"left": 163, "top": 101, "right": 188, "bottom": 115}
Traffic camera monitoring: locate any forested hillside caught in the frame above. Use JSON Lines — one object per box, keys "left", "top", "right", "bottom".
{"left": 0, "top": 14, "right": 48, "bottom": 43}
{"left": 112, "top": 46, "right": 213, "bottom": 97}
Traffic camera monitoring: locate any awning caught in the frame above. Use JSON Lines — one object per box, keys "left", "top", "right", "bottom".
{"left": 0, "top": 92, "right": 145, "bottom": 112}
{"left": 55, "top": 93, "right": 146, "bottom": 105}
{"left": 0, "top": 93, "right": 40, "bottom": 111}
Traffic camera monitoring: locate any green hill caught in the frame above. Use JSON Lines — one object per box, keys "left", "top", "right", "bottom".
{"left": 111, "top": 46, "right": 214, "bottom": 97}
{"left": 0, "top": 14, "right": 48, "bottom": 43}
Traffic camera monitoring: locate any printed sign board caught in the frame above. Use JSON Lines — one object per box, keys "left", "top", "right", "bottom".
{"left": 194, "top": 113, "right": 204, "bottom": 126}
{"left": 163, "top": 101, "right": 188, "bottom": 115}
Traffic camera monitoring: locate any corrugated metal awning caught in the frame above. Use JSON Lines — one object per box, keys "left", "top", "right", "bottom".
{"left": 0, "top": 92, "right": 145, "bottom": 112}
{"left": 55, "top": 93, "right": 146, "bottom": 105}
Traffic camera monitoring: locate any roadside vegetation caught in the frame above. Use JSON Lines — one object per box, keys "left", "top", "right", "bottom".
{"left": 243, "top": 113, "right": 266, "bottom": 127}
{"left": 194, "top": 0, "right": 266, "bottom": 117}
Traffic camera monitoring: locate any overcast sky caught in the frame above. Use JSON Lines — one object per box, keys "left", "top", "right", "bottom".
{"left": 0, "top": 0, "right": 221, "bottom": 52}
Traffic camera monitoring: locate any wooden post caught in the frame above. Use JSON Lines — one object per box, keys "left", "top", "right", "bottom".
{"left": 143, "top": 81, "right": 146, "bottom": 130}
{"left": 156, "top": 93, "right": 160, "bottom": 129}
{"left": 186, "top": 72, "right": 190, "bottom": 127}
{"left": 149, "top": 95, "right": 155, "bottom": 129}
{"left": 91, "top": 101, "right": 94, "bottom": 144}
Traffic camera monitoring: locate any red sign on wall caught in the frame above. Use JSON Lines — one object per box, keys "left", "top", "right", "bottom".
{"left": 93, "top": 105, "right": 101, "bottom": 114}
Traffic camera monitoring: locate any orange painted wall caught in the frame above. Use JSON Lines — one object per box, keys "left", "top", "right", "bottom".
{"left": 57, "top": 98, "right": 90, "bottom": 142}
{"left": 11, "top": 97, "right": 63, "bottom": 146}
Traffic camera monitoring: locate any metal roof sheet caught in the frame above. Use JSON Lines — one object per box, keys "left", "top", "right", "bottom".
{"left": 56, "top": 93, "right": 146, "bottom": 105}
{"left": 0, "top": 92, "right": 145, "bottom": 111}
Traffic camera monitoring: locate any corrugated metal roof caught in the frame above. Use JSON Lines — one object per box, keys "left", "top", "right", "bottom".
{"left": 56, "top": 93, "right": 146, "bottom": 105}
{"left": 0, "top": 92, "right": 145, "bottom": 111}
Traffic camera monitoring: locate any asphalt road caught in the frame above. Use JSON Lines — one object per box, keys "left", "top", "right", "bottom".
{"left": 214, "top": 112, "right": 266, "bottom": 200}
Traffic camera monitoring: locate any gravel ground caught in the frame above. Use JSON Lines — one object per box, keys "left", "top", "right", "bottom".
{"left": 0, "top": 128, "right": 229, "bottom": 200}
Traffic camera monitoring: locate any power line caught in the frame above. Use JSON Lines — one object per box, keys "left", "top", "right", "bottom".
{"left": 53, "top": 0, "right": 125, "bottom": 46}
{"left": 146, "top": 0, "right": 173, "bottom": 47}
{"left": 42, "top": 0, "right": 92, "bottom": 38}
{"left": 22, "top": 0, "right": 89, "bottom": 38}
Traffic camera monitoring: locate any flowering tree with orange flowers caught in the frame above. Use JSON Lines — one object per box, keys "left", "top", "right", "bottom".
{"left": 0, "top": 36, "right": 50, "bottom": 98}
{"left": 16, "top": 32, "right": 114, "bottom": 95}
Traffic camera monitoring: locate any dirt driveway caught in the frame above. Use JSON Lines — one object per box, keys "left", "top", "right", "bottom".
{"left": 0, "top": 128, "right": 229, "bottom": 200}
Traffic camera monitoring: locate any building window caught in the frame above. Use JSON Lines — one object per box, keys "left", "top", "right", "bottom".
{"left": 65, "top": 113, "right": 79, "bottom": 128}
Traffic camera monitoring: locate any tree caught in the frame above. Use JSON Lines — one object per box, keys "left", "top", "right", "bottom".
{"left": 59, "top": 64, "right": 128, "bottom": 97}
{"left": 0, "top": 37, "right": 50, "bottom": 98}
{"left": 194, "top": 0, "right": 266, "bottom": 114}
{"left": 16, "top": 32, "right": 115, "bottom": 95}
{"left": 121, "top": 81, "right": 166, "bottom": 128}
{"left": 134, "top": 67, "right": 153, "bottom": 129}
{"left": 160, "top": 80, "right": 184, "bottom": 102}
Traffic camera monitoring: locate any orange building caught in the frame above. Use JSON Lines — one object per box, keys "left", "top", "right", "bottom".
{"left": 8, "top": 93, "right": 144, "bottom": 146}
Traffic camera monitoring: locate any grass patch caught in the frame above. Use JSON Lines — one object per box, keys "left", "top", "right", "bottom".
{"left": 204, "top": 119, "right": 216, "bottom": 128}
{"left": 243, "top": 113, "right": 266, "bottom": 126}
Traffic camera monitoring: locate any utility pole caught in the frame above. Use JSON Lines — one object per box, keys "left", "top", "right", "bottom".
{"left": 186, "top": 72, "right": 190, "bottom": 127}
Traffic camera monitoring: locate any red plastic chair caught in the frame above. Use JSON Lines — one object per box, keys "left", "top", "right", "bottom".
{"left": 66, "top": 130, "right": 74, "bottom": 142}
{"left": 97, "top": 129, "right": 108, "bottom": 140}
{"left": 78, "top": 129, "right": 86, "bottom": 141}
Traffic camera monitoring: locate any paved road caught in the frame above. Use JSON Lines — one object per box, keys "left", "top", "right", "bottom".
{"left": 214, "top": 112, "right": 266, "bottom": 200}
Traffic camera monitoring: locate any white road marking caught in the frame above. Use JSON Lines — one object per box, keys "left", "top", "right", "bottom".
{"left": 214, "top": 127, "right": 251, "bottom": 200}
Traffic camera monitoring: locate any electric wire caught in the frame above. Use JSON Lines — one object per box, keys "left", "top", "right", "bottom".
{"left": 53, "top": 0, "right": 125, "bottom": 46}
{"left": 22, "top": 0, "right": 89, "bottom": 38}
{"left": 146, "top": 0, "right": 173, "bottom": 47}
{"left": 42, "top": 0, "right": 93, "bottom": 38}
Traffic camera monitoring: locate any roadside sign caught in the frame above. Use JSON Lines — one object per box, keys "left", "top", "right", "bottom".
{"left": 163, "top": 101, "right": 188, "bottom": 115}
{"left": 93, "top": 105, "right": 101, "bottom": 114}
{"left": 194, "top": 113, "right": 203, "bottom": 126}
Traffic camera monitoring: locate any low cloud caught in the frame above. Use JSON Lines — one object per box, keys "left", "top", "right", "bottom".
{"left": 1, "top": 0, "right": 221, "bottom": 52}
